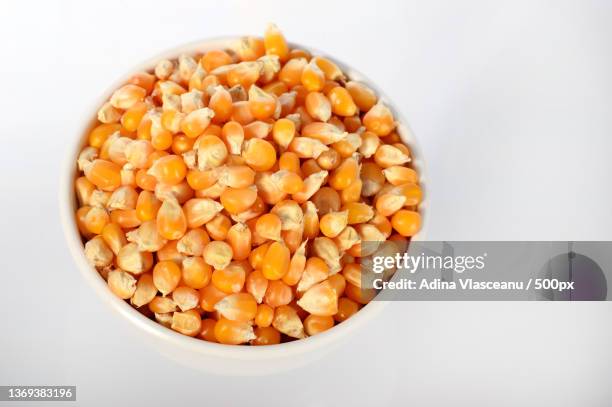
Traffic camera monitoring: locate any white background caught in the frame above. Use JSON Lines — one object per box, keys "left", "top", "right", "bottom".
{"left": 1, "top": 0, "right": 612, "bottom": 405}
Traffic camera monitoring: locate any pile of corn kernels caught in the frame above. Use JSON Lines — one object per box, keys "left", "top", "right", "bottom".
{"left": 75, "top": 24, "right": 422, "bottom": 345}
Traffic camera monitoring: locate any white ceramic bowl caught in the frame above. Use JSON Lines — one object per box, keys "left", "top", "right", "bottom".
{"left": 59, "top": 38, "right": 428, "bottom": 375}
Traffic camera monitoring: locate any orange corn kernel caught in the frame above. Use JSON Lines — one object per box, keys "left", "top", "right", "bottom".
{"left": 201, "top": 49, "right": 233, "bottom": 72}
{"left": 262, "top": 241, "right": 290, "bottom": 280}
{"left": 194, "top": 134, "right": 228, "bottom": 170}
{"left": 205, "top": 213, "right": 232, "bottom": 240}
{"left": 304, "top": 314, "right": 334, "bottom": 336}
{"left": 171, "top": 310, "right": 202, "bottom": 337}
{"left": 255, "top": 304, "right": 274, "bottom": 328}
{"left": 345, "top": 282, "right": 376, "bottom": 305}
{"left": 301, "top": 60, "right": 325, "bottom": 92}
{"left": 313, "top": 56, "right": 344, "bottom": 81}
{"left": 363, "top": 102, "right": 395, "bottom": 136}
{"left": 181, "top": 108, "right": 215, "bottom": 138}
{"left": 383, "top": 166, "right": 418, "bottom": 185}
{"left": 335, "top": 297, "right": 359, "bottom": 322}
{"left": 214, "top": 292, "right": 258, "bottom": 322}
{"left": 255, "top": 213, "right": 282, "bottom": 241}
{"left": 215, "top": 318, "right": 256, "bottom": 345}
{"left": 319, "top": 210, "right": 349, "bottom": 238}
{"left": 329, "top": 157, "right": 359, "bottom": 190}
{"left": 278, "top": 151, "right": 301, "bottom": 175}
{"left": 361, "top": 162, "right": 386, "bottom": 197}
{"left": 147, "top": 155, "right": 186, "bottom": 185}
{"left": 110, "top": 208, "right": 142, "bottom": 229}
{"left": 199, "top": 318, "right": 218, "bottom": 342}
{"left": 305, "top": 92, "right": 332, "bottom": 122}
{"left": 345, "top": 81, "right": 377, "bottom": 112}
{"left": 110, "top": 84, "right": 147, "bottom": 109}
{"left": 220, "top": 186, "right": 258, "bottom": 214}
{"left": 172, "top": 286, "right": 200, "bottom": 311}
{"left": 84, "top": 159, "right": 122, "bottom": 191}
{"left": 272, "top": 118, "right": 296, "bottom": 150}
{"left": 101, "top": 222, "right": 127, "bottom": 255}
{"left": 263, "top": 80, "right": 288, "bottom": 97}
{"left": 327, "top": 86, "right": 357, "bottom": 117}
{"left": 391, "top": 209, "right": 421, "bottom": 237}
{"left": 311, "top": 187, "right": 341, "bottom": 215}
{"left": 243, "top": 138, "right": 277, "bottom": 171}
{"left": 248, "top": 85, "right": 276, "bottom": 120}
{"left": 121, "top": 101, "right": 148, "bottom": 132}
{"left": 84, "top": 206, "right": 109, "bottom": 235}
{"left": 264, "top": 23, "right": 289, "bottom": 62}
{"left": 221, "top": 121, "right": 245, "bottom": 155}
{"left": 156, "top": 198, "right": 187, "bottom": 240}
{"left": 152, "top": 260, "right": 182, "bottom": 295}
{"left": 374, "top": 144, "right": 411, "bottom": 168}
{"left": 203, "top": 240, "right": 234, "bottom": 271}
{"left": 272, "top": 305, "right": 305, "bottom": 339}
{"left": 226, "top": 222, "right": 252, "bottom": 260}
{"left": 246, "top": 269, "right": 269, "bottom": 303}
{"left": 235, "top": 36, "right": 265, "bottom": 61}
{"left": 264, "top": 280, "right": 293, "bottom": 308}
{"left": 182, "top": 256, "right": 212, "bottom": 289}
{"left": 209, "top": 86, "right": 233, "bottom": 123}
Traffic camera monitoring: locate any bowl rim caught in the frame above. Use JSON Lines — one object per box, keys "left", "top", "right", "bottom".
{"left": 59, "top": 36, "right": 429, "bottom": 360}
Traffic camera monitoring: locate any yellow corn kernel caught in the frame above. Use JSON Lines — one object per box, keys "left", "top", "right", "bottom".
{"left": 235, "top": 36, "right": 266, "bottom": 61}
{"left": 301, "top": 59, "right": 325, "bottom": 92}
{"left": 107, "top": 269, "right": 137, "bottom": 299}
{"left": 292, "top": 170, "right": 328, "bottom": 203}
{"left": 84, "top": 235, "right": 114, "bottom": 268}
{"left": 305, "top": 92, "right": 332, "bottom": 122}
{"left": 242, "top": 138, "right": 277, "bottom": 171}
{"left": 302, "top": 201, "right": 320, "bottom": 239}
{"left": 84, "top": 159, "right": 122, "bottom": 191}
{"left": 131, "top": 273, "right": 158, "bottom": 307}
{"left": 262, "top": 241, "right": 290, "bottom": 280}
{"left": 84, "top": 206, "right": 109, "bottom": 234}
{"left": 345, "top": 81, "right": 378, "bottom": 112}
{"left": 297, "top": 257, "right": 329, "bottom": 292}
{"left": 171, "top": 309, "right": 202, "bottom": 337}
{"left": 181, "top": 107, "right": 215, "bottom": 138}
{"left": 221, "top": 121, "right": 244, "bottom": 155}
{"left": 313, "top": 56, "right": 344, "bottom": 81}
{"left": 301, "top": 122, "right": 347, "bottom": 145}
{"left": 156, "top": 198, "right": 187, "bottom": 240}
{"left": 329, "top": 157, "right": 359, "bottom": 191}
{"left": 319, "top": 210, "right": 349, "bottom": 238}
{"left": 312, "top": 237, "right": 342, "bottom": 274}
{"left": 327, "top": 86, "right": 357, "bottom": 117}
{"left": 263, "top": 23, "right": 289, "bottom": 62}
{"left": 212, "top": 262, "right": 246, "bottom": 294}
{"left": 363, "top": 102, "right": 395, "bottom": 136}
{"left": 214, "top": 292, "right": 257, "bottom": 322}
{"left": 374, "top": 144, "right": 411, "bottom": 168}
{"left": 121, "top": 101, "right": 148, "bottom": 132}
{"left": 214, "top": 317, "right": 256, "bottom": 345}
{"left": 203, "top": 240, "right": 233, "bottom": 271}
{"left": 272, "top": 305, "right": 305, "bottom": 339}
{"left": 205, "top": 213, "right": 232, "bottom": 240}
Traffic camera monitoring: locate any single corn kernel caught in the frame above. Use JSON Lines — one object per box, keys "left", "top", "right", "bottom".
{"left": 361, "top": 162, "right": 386, "bottom": 197}
{"left": 126, "top": 220, "right": 168, "bottom": 252}
{"left": 195, "top": 134, "right": 228, "bottom": 170}
{"left": 84, "top": 236, "right": 114, "bottom": 268}
{"left": 84, "top": 159, "right": 122, "bottom": 191}
{"left": 335, "top": 296, "right": 359, "bottom": 322}
{"left": 121, "top": 101, "right": 148, "bottom": 132}
{"left": 383, "top": 166, "right": 418, "bottom": 185}
{"left": 288, "top": 137, "right": 329, "bottom": 159}
{"left": 305, "top": 92, "right": 332, "bottom": 122}
{"left": 334, "top": 225, "right": 360, "bottom": 251}
{"left": 214, "top": 318, "right": 256, "bottom": 345}
{"left": 101, "top": 222, "right": 127, "bottom": 255}
{"left": 214, "top": 292, "right": 257, "bottom": 322}
{"left": 172, "top": 286, "right": 200, "bottom": 311}
{"left": 301, "top": 59, "right": 325, "bottom": 92}
{"left": 208, "top": 85, "right": 233, "bottom": 123}
{"left": 327, "top": 273, "right": 346, "bottom": 297}
{"left": 156, "top": 240, "right": 184, "bottom": 264}
{"left": 226, "top": 223, "right": 252, "bottom": 261}
{"left": 317, "top": 149, "right": 341, "bottom": 171}
{"left": 199, "top": 318, "right": 218, "bottom": 342}
{"left": 156, "top": 198, "right": 187, "bottom": 240}
{"left": 235, "top": 36, "right": 265, "bottom": 61}
{"left": 272, "top": 118, "right": 296, "bottom": 150}
{"left": 359, "top": 131, "right": 381, "bottom": 158}
{"left": 279, "top": 57, "right": 307, "bottom": 87}
{"left": 203, "top": 240, "right": 234, "bottom": 270}
{"left": 181, "top": 107, "right": 215, "bottom": 138}
{"left": 304, "top": 314, "right": 334, "bottom": 336}
{"left": 171, "top": 309, "right": 202, "bottom": 337}
{"left": 128, "top": 72, "right": 155, "bottom": 94}
{"left": 329, "top": 157, "right": 359, "bottom": 191}
{"left": 341, "top": 178, "right": 362, "bottom": 204}
{"left": 84, "top": 206, "right": 109, "bottom": 234}
{"left": 302, "top": 122, "right": 347, "bottom": 145}
{"left": 254, "top": 212, "right": 282, "bottom": 241}
{"left": 262, "top": 241, "right": 290, "bottom": 280}
{"left": 183, "top": 198, "right": 223, "bottom": 228}
{"left": 135, "top": 190, "right": 162, "bottom": 222}
{"left": 292, "top": 170, "right": 328, "bottom": 203}
{"left": 155, "top": 59, "right": 174, "bottom": 80}
{"left": 205, "top": 213, "right": 232, "bottom": 240}
{"left": 220, "top": 186, "right": 258, "bottom": 215}
{"left": 248, "top": 85, "right": 276, "bottom": 120}
{"left": 89, "top": 123, "right": 122, "bottom": 148}
{"left": 270, "top": 200, "right": 304, "bottom": 231}
{"left": 176, "top": 228, "right": 209, "bottom": 256}
{"left": 297, "top": 257, "right": 329, "bottom": 292}
{"left": 221, "top": 121, "right": 244, "bottom": 155}
{"left": 97, "top": 102, "right": 122, "bottom": 123}
{"left": 312, "top": 237, "right": 342, "bottom": 274}
{"left": 272, "top": 305, "right": 305, "bottom": 339}
{"left": 181, "top": 256, "right": 212, "bottom": 289}
{"left": 263, "top": 23, "right": 289, "bottom": 61}
{"left": 345, "top": 81, "right": 378, "bottom": 112}
{"left": 264, "top": 280, "right": 293, "bottom": 308}
{"left": 327, "top": 86, "right": 358, "bottom": 117}
{"left": 374, "top": 144, "right": 411, "bottom": 168}
{"left": 146, "top": 155, "right": 187, "bottom": 186}
{"left": 107, "top": 270, "right": 137, "bottom": 299}
{"left": 302, "top": 201, "right": 320, "bottom": 239}
{"left": 217, "top": 165, "right": 255, "bottom": 189}
{"left": 397, "top": 183, "right": 423, "bottom": 206}
{"left": 375, "top": 193, "right": 407, "bottom": 217}
{"left": 391, "top": 210, "right": 421, "bottom": 237}
{"left": 110, "top": 84, "right": 146, "bottom": 109}
{"left": 246, "top": 269, "right": 269, "bottom": 303}
{"left": 131, "top": 273, "right": 158, "bottom": 307}
{"left": 242, "top": 138, "right": 276, "bottom": 171}
{"left": 251, "top": 326, "right": 281, "bottom": 346}
{"left": 297, "top": 281, "right": 338, "bottom": 316}
{"left": 263, "top": 80, "right": 288, "bottom": 96}
{"left": 152, "top": 260, "right": 182, "bottom": 295}
{"left": 243, "top": 120, "right": 272, "bottom": 139}
{"left": 149, "top": 296, "right": 178, "bottom": 314}
{"left": 110, "top": 209, "right": 142, "bottom": 229}
{"left": 319, "top": 210, "right": 349, "bottom": 238}
{"left": 201, "top": 49, "right": 233, "bottom": 72}
{"left": 225, "top": 61, "right": 263, "bottom": 89}
{"left": 363, "top": 102, "right": 395, "bottom": 136}
{"left": 311, "top": 187, "right": 341, "bottom": 215}
{"left": 255, "top": 304, "right": 274, "bottom": 328}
